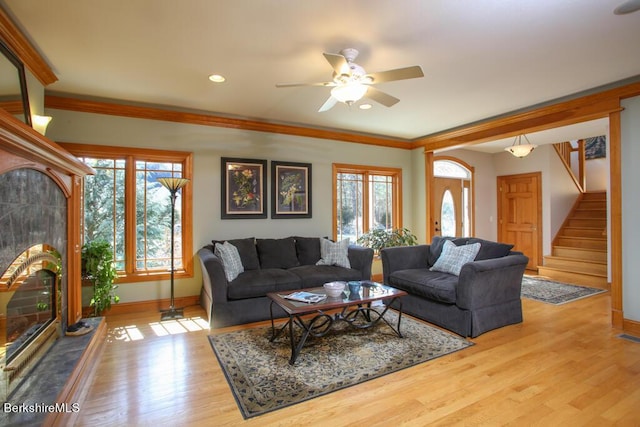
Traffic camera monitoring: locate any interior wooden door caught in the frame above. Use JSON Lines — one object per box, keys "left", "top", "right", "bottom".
{"left": 433, "top": 177, "right": 463, "bottom": 237}
{"left": 497, "top": 172, "right": 542, "bottom": 271}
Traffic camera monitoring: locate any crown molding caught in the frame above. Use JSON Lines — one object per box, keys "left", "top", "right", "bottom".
{"left": 0, "top": 5, "right": 57, "bottom": 86}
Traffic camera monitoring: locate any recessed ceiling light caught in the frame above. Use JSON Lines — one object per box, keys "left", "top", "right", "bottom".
{"left": 359, "top": 104, "right": 372, "bottom": 110}
{"left": 208, "top": 74, "right": 226, "bottom": 83}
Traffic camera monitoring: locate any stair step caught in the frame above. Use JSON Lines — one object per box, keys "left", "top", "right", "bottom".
{"left": 537, "top": 266, "right": 609, "bottom": 289}
{"left": 556, "top": 236, "right": 607, "bottom": 250}
{"left": 572, "top": 208, "right": 607, "bottom": 219}
{"left": 552, "top": 246, "right": 607, "bottom": 262}
{"left": 543, "top": 255, "right": 607, "bottom": 275}
{"left": 567, "top": 218, "right": 607, "bottom": 228}
{"left": 581, "top": 192, "right": 607, "bottom": 201}
{"left": 560, "top": 227, "right": 606, "bottom": 238}
{"left": 578, "top": 200, "right": 607, "bottom": 210}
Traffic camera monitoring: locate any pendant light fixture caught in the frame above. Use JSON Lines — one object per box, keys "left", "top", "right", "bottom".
{"left": 505, "top": 134, "right": 537, "bottom": 158}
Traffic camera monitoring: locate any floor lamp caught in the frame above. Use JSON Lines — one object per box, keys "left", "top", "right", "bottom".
{"left": 158, "top": 177, "right": 190, "bottom": 321}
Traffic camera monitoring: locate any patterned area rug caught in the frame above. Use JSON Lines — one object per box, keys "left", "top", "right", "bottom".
{"left": 521, "top": 276, "right": 606, "bottom": 304}
{"left": 208, "top": 311, "right": 473, "bottom": 418}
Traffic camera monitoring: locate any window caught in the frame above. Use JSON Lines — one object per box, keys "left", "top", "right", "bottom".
{"left": 333, "top": 164, "right": 402, "bottom": 242}
{"left": 61, "top": 143, "right": 193, "bottom": 282}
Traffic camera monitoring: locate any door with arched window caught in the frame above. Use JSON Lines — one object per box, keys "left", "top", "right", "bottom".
{"left": 432, "top": 159, "right": 473, "bottom": 237}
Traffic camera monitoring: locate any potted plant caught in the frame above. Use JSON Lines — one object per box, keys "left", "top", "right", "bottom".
{"left": 81, "top": 240, "right": 120, "bottom": 316}
{"left": 357, "top": 227, "right": 418, "bottom": 254}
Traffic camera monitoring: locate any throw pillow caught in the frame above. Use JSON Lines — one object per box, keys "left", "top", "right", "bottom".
{"left": 430, "top": 240, "right": 481, "bottom": 276}
{"left": 465, "top": 238, "right": 514, "bottom": 260}
{"left": 214, "top": 241, "right": 244, "bottom": 282}
{"left": 428, "top": 236, "right": 456, "bottom": 266}
{"left": 212, "top": 237, "right": 260, "bottom": 270}
{"left": 294, "top": 236, "right": 322, "bottom": 265}
{"left": 316, "top": 238, "right": 351, "bottom": 268}
{"left": 256, "top": 237, "right": 300, "bottom": 269}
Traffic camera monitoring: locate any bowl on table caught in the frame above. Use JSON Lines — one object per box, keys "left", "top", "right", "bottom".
{"left": 323, "top": 281, "right": 346, "bottom": 298}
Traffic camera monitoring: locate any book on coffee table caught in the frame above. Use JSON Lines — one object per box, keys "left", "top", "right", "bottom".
{"left": 283, "top": 291, "right": 327, "bottom": 304}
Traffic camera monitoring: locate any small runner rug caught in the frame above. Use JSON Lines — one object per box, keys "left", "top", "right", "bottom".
{"left": 208, "top": 311, "right": 473, "bottom": 419}
{"left": 521, "top": 276, "right": 606, "bottom": 305}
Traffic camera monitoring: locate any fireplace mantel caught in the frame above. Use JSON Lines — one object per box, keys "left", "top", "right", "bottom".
{"left": 0, "top": 109, "right": 94, "bottom": 326}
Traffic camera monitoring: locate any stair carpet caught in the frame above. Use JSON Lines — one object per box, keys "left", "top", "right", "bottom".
{"left": 538, "top": 191, "right": 609, "bottom": 288}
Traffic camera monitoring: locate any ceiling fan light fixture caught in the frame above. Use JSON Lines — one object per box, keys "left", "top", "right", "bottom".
{"left": 330, "top": 82, "right": 368, "bottom": 105}
{"left": 505, "top": 134, "right": 537, "bottom": 158}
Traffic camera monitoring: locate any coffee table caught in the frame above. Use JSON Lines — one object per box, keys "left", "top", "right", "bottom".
{"left": 267, "top": 281, "right": 407, "bottom": 365}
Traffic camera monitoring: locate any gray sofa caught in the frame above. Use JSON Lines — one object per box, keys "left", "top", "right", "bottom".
{"left": 198, "top": 236, "right": 374, "bottom": 328}
{"left": 381, "top": 236, "right": 528, "bottom": 338}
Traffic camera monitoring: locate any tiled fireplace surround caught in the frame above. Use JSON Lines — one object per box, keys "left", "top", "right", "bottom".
{"left": 0, "top": 110, "right": 104, "bottom": 425}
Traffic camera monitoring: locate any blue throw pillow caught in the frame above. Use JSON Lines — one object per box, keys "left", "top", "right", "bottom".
{"left": 430, "top": 240, "right": 480, "bottom": 276}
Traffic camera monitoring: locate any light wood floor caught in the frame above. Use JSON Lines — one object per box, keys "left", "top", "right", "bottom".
{"left": 75, "top": 293, "right": 640, "bottom": 426}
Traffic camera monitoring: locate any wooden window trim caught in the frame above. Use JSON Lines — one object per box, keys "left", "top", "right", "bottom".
{"left": 59, "top": 143, "right": 193, "bottom": 283}
{"left": 332, "top": 163, "right": 403, "bottom": 241}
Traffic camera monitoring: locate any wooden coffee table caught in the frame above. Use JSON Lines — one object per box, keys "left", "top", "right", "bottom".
{"left": 267, "top": 281, "right": 407, "bottom": 365}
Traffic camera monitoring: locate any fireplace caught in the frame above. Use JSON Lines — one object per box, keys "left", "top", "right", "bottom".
{"left": 0, "top": 167, "right": 68, "bottom": 400}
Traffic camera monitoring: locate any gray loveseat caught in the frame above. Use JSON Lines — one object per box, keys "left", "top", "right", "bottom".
{"left": 381, "top": 236, "right": 528, "bottom": 338}
{"left": 198, "top": 236, "right": 374, "bottom": 328}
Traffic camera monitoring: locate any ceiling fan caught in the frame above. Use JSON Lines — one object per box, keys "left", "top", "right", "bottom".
{"left": 276, "top": 48, "right": 424, "bottom": 112}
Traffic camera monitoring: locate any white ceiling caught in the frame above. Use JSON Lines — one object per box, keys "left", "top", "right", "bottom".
{"left": 2, "top": 0, "right": 639, "bottom": 150}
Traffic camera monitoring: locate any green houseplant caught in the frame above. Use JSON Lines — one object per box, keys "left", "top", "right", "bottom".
{"left": 357, "top": 227, "right": 418, "bottom": 254}
{"left": 81, "top": 240, "right": 120, "bottom": 316}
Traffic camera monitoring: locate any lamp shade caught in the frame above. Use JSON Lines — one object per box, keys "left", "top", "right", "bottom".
{"left": 505, "top": 135, "right": 537, "bottom": 158}
{"left": 157, "top": 177, "right": 190, "bottom": 192}
{"left": 32, "top": 115, "right": 52, "bottom": 135}
{"left": 331, "top": 82, "right": 368, "bottom": 105}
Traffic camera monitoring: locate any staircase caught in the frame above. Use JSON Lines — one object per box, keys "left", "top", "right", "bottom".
{"left": 538, "top": 191, "right": 609, "bottom": 288}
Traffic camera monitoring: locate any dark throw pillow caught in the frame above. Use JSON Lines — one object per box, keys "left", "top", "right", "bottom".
{"left": 256, "top": 237, "right": 300, "bottom": 269}
{"left": 294, "top": 236, "right": 322, "bottom": 265}
{"left": 212, "top": 237, "right": 260, "bottom": 270}
{"left": 466, "top": 238, "right": 514, "bottom": 260}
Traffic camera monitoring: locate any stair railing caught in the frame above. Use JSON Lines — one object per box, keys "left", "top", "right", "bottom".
{"left": 553, "top": 140, "right": 586, "bottom": 193}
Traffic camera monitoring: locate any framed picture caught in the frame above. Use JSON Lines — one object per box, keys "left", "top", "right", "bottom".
{"left": 585, "top": 135, "right": 606, "bottom": 160}
{"left": 271, "top": 161, "right": 312, "bottom": 219}
{"left": 221, "top": 157, "right": 267, "bottom": 219}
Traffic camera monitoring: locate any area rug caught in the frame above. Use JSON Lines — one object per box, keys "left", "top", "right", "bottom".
{"left": 208, "top": 311, "right": 473, "bottom": 418}
{"left": 521, "top": 276, "right": 606, "bottom": 305}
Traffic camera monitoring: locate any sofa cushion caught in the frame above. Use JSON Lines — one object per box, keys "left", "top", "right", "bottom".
{"left": 288, "top": 265, "right": 362, "bottom": 287}
{"left": 428, "top": 236, "right": 457, "bottom": 266}
{"left": 465, "top": 238, "right": 514, "bottom": 260}
{"left": 212, "top": 237, "right": 260, "bottom": 270}
{"left": 294, "top": 236, "right": 322, "bottom": 265}
{"left": 430, "top": 240, "right": 480, "bottom": 276}
{"left": 214, "top": 241, "right": 244, "bottom": 281}
{"left": 388, "top": 269, "right": 459, "bottom": 304}
{"left": 227, "top": 269, "right": 302, "bottom": 299}
{"left": 256, "top": 237, "right": 300, "bottom": 269}
{"left": 316, "top": 238, "right": 351, "bottom": 268}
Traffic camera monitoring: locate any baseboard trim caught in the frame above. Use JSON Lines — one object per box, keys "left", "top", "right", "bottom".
{"left": 102, "top": 295, "right": 200, "bottom": 316}
{"left": 623, "top": 318, "right": 640, "bottom": 338}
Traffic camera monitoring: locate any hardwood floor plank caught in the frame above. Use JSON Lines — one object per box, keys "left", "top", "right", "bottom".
{"left": 74, "top": 293, "right": 640, "bottom": 426}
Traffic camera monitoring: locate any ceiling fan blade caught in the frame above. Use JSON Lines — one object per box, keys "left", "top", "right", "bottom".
{"left": 366, "top": 65, "right": 424, "bottom": 84}
{"left": 365, "top": 86, "right": 400, "bottom": 107}
{"left": 276, "top": 81, "right": 334, "bottom": 88}
{"left": 323, "top": 53, "right": 351, "bottom": 76}
{"left": 318, "top": 96, "right": 338, "bottom": 112}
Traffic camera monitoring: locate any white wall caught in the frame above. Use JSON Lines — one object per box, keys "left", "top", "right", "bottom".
{"left": 46, "top": 109, "right": 414, "bottom": 303}
{"left": 410, "top": 147, "right": 427, "bottom": 243}
{"left": 585, "top": 157, "right": 608, "bottom": 191}
{"left": 621, "top": 95, "right": 640, "bottom": 322}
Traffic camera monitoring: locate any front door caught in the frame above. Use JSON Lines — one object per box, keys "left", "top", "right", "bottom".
{"left": 433, "top": 177, "right": 464, "bottom": 237}
{"left": 497, "top": 172, "right": 542, "bottom": 271}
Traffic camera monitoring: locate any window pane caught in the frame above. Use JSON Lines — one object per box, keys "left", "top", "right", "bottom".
{"left": 441, "top": 190, "right": 456, "bottom": 237}
{"left": 434, "top": 160, "right": 470, "bottom": 178}
{"left": 337, "top": 173, "right": 363, "bottom": 242}
{"left": 370, "top": 175, "right": 393, "bottom": 231}
{"left": 82, "top": 158, "right": 125, "bottom": 270}
{"left": 135, "top": 162, "right": 183, "bottom": 271}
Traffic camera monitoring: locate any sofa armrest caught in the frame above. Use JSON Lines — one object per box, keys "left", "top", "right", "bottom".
{"left": 348, "top": 245, "right": 374, "bottom": 280}
{"left": 456, "top": 254, "right": 529, "bottom": 310}
{"left": 380, "top": 245, "right": 431, "bottom": 284}
{"left": 197, "top": 246, "right": 230, "bottom": 304}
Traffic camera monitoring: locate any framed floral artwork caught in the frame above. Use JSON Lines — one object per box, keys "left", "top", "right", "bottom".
{"left": 221, "top": 158, "right": 267, "bottom": 219}
{"left": 271, "top": 161, "right": 312, "bottom": 219}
